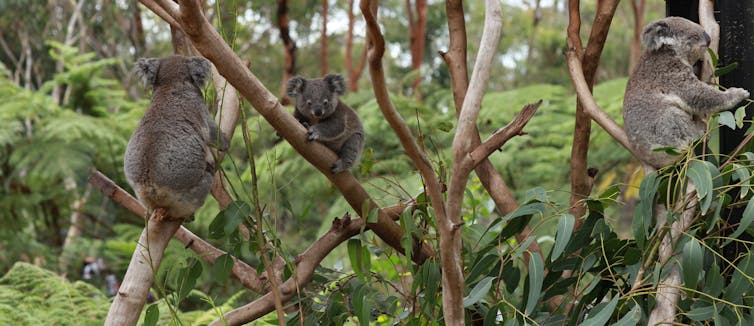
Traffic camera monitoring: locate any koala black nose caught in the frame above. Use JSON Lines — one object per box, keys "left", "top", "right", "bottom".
{"left": 313, "top": 105, "right": 324, "bottom": 117}
{"left": 703, "top": 32, "right": 711, "bottom": 46}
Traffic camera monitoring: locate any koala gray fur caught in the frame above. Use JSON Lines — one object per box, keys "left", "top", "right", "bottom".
{"left": 286, "top": 74, "right": 364, "bottom": 173}
{"left": 125, "top": 55, "right": 228, "bottom": 220}
{"left": 623, "top": 17, "right": 750, "bottom": 168}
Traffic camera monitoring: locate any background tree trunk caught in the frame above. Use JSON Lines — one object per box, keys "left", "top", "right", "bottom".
{"left": 321, "top": 0, "right": 328, "bottom": 75}
{"left": 277, "top": 0, "right": 296, "bottom": 104}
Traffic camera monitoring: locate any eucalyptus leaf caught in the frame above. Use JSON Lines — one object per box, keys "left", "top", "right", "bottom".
{"left": 463, "top": 276, "right": 494, "bottom": 307}
{"left": 551, "top": 214, "right": 575, "bottom": 261}
{"left": 682, "top": 238, "right": 703, "bottom": 291}
{"left": 525, "top": 253, "right": 543, "bottom": 315}
{"left": 144, "top": 304, "right": 159, "bottom": 326}
{"left": 581, "top": 295, "right": 619, "bottom": 326}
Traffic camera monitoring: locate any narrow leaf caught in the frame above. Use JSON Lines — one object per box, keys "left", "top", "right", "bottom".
{"left": 581, "top": 295, "right": 619, "bottom": 326}
{"left": 612, "top": 305, "right": 641, "bottom": 326}
{"left": 724, "top": 199, "right": 754, "bottom": 246}
{"left": 682, "top": 238, "right": 703, "bottom": 290}
{"left": 463, "top": 276, "right": 495, "bottom": 307}
{"left": 525, "top": 253, "right": 543, "bottom": 315}
{"left": 551, "top": 214, "right": 575, "bottom": 261}
{"left": 733, "top": 163, "right": 751, "bottom": 198}
{"left": 212, "top": 253, "right": 234, "bottom": 285}
{"left": 688, "top": 160, "right": 713, "bottom": 214}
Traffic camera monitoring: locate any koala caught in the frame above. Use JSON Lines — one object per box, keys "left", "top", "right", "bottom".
{"left": 124, "top": 55, "right": 228, "bottom": 221}
{"left": 286, "top": 74, "right": 364, "bottom": 174}
{"left": 623, "top": 17, "right": 750, "bottom": 169}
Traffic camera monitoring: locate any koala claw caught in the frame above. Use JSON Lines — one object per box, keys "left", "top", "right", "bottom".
{"left": 730, "top": 88, "right": 750, "bottom": 101}
{"left": 331, "top": 160, "right": 346, "bottom": 174}
{"left": 306, "top": 129, "right": 320, "bottom": 142}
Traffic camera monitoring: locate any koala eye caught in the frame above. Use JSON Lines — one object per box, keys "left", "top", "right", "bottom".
{"left": 323, "top": 99, "right": 329, "bottom": 105}
{"left": 306, "top": 100, "right": 312, "bottom": 106}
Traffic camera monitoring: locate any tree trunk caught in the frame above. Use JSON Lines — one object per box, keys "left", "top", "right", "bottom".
{"left": 105, "top": 210, "right": 182, "bottom": 326}
{"left": 277, "top": 0, "right": 296, "bottom": 104}
{"left": 344, "top": 0, "right": 366, "bottom": 92}
{"left": 628, "top": 0, "right": 646, "bottom": 73}
{"left": 406, "top": 0, "right": 427, "bottom": 100}
{"left": 320, "top": 0, "right": 328, "bottom": 75}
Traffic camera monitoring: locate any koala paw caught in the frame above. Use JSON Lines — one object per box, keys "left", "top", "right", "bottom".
{"left": 306, "top": 128, "right": 320, "bottom": 142}
{"left": 331, "top": 159, "right": 348, "bottom": 174}
{"left": 729, "top": 87, "right": 751, "bottom": 101}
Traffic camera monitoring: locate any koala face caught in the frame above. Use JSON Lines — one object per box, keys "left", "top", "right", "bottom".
{"left": 642, "top": 17, "right": 711, "bottom": 65}
{"left": 286, "top": 74, "right": 346, "bottom": 119}
{"left": 135, "top": 55, "right": 211, "bottom": 90}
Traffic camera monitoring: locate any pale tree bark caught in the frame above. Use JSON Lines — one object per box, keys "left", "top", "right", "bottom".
{"left": 699, "top": 0, "right": 719, "bottom": 83}
{"left": 568, "top": 0, "right": 620, "bottom": 226}
{"left": 441, "top": 0, "right": 542, "bottom": 265}
{"left": 320, "top": 0, "right": 328, "bottom": 75}
{"left": 628, "top": 0, "right": 646, "bottom": 73}
{"left": 58, "top": 178, "right": 91, "bottom": 274}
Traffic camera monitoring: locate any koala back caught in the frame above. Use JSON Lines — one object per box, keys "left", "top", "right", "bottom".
{"left": 125, "top": 55, "right": 216, "bottom": 218}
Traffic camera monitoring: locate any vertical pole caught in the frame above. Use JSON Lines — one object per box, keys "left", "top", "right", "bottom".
{"left": 718, "top": 1, "right": 754, "bottom": 263}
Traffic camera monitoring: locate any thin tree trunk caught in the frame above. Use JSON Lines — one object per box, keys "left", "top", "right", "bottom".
{"left": 59, "top": 179, "right": 92, "bottom": 274}
{"left": 406, "top": 0, "right": 427, "bottom": 100}
{"left": 628, "top": 0, "right": 646, "bottom": 73}
{"left": 277, "top": 0, "right": 296, "bottom": 104}
{"left": 321, "top": 0, "right": 328, "bottom": 75}
{"left": 105, "top": 210, "right": 182, "bottom": 326}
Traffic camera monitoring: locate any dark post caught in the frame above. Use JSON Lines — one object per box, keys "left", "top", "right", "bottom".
{"left": 717, "top": 1, "right": 754, "bottom": 263}
{"left": 665, "top": 0, "right": 698, "bottom": 21}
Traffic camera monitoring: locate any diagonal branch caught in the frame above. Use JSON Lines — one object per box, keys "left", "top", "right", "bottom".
{"left": 468, "top": 101, "right": 542, "bottom": 169}
{"left": 139, "top": 0, "right": 181, "bottom": 29}
{"left": 159, "top": 0, "right": 433, "bottom": 264}
{"left": 88, "top": 171, "right": 265, "bottom": 293}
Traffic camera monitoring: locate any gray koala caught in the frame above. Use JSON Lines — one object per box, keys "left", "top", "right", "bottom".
{"left": 623, "top": 17, "right": 750, "bottom": 168}
{"left": 124, "top": 55, "right": 228, "bottom": 221}
{"left": 286, "top": 74, "right": 364, "bottom": 173}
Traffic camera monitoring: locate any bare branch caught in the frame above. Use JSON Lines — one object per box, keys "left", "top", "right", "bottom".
{"left": 699, "top": 0, "right": 719, "bottom": 83}
{"left": 568, "top": 0, "right": 619, "bottom": 222}
{"left": 440, "top": 1, "right": 502, "bottom": 322}
{"left": 468, "top": 101, "right": 542, "bottom": 168}
{"left": 138, "top": 0, "right": 181, "bottom": 29}
{"left": 88, "top": 171, "right": 264, "bottom": 293}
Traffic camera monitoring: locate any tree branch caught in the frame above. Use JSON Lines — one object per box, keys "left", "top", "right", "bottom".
{"left": 210, "top": 214, "right": 363, "bottom": 325}
{"left": 468, "top": 101, "right": 542, "bottom": 168}
{"left": 157, "top": 0, "right": 432, "bottom": 264}
{"left": 88, "top": 170, "right": 265, "bottom": 293}
{"left": 568, "top": 0, "right": 619, "bottom": 223}
{"left": 138, "top": 0, "right": 181, "bottom": 29}
{"left": 441, "top": 1, "right": 502, "bottom": 322}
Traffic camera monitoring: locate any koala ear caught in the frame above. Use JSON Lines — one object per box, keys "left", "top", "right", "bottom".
{"left": 134, "top": 58, "right": 160, "bottom": 88}
{"left": 188, "top": 56, "right": 211, "bottom": 87}
{"left": 286, "top": 77, "right": 305, "bottom": 97}
{"left": 324, "top": 74, "right": 346, "bottom": 96}
{"left": 642, "top": 20, "right": 672, "bottom": 51}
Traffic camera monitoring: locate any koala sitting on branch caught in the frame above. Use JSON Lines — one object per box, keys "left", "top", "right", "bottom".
{"left": 286, "top": 74, "right": 365, "bottom": 174}
{"left": 623, "top": 17, "right": 750, "bottom": 169}
{"left": 124, "top": 55, "right": 228, "bottom": 221}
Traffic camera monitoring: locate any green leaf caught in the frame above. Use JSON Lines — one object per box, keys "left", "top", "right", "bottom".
{"left": 715, "top": 62, "right": 738, "bottom": 77}
{"left": 682, "top": 238, "right": 703, "bottom": 291}
{"left": 367, "top": 208, "right": 379, "bottom": 224}
{"left": 212, "top": 254, "right": 234, "bottom": 285}
{"left": 733, "top": 163, "right": 751, "bottom": 198}
{"left": 525, "top": 253, "right": 543, "bottom": 315}
{"left": 209, "top": 201, "right": 252, "bottom": 239}
{"left": 636, "top": 171, "right": 660, "bottom": 241}
{"left": 581, "top": 295, "right": 619, "bottom": 326}
{"left": 468, "top": 254, "right": 499, "bottom": 283}
{"left": 688, "top": 160, "right": 713, "bottom": 214}
{"left": 708, "top": 48, "right": 719, "bottom": 67}
{"left": 352, "top": 284, "right": 370, "bottom": 325}
{"left": 612, "top": 305, "right": 641, "bottom": 326}
{"left": 144, "top": 304, "right": 159, "bottom": 326}
{"left": 724, "top": 199, "right": 754, "bottom": 246}
{"left": 736, "top": 106, "right": 747, "bottom": 128}
{"left": 176, "top": 257, "right": 203, "bottom": 301}
{"left": 348, "top": 239, "right": 365, "bottom": 278}
{"left": 719, "top": 111, "right": 736, "bottom": 130}
{"left": 686, "top": 303, "right": 716, "bottom": 321}
{"left": 463, "top": 276, "right": 494, "bottom": 307}
{"left": 525, "top": 187, "right": 548, "bottom": 203}
{"left": 551, "top": 214, "right": 575, "bottom": 261}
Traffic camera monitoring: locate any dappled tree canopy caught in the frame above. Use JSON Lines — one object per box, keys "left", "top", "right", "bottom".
{"left": 3, "top": 0, "right": 754, "bottom": 325}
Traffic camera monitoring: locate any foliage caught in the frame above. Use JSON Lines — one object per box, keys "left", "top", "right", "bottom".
{"left": 0, "top": 262, "right": 109, "bottom": 324}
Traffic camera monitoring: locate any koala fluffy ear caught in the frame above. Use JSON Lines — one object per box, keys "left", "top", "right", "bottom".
{"left": 135, "top": 58, "right": 160, "bottom": 88}
{"left": 324, "top": 74, "right": 346, "bottom": 96}
{"left": 642, "top": 20, "right": 672, "bottom": 51}
{"left": 286, "top": 77, "right": 305, "bottom": 97}
{"left": 188, "top": 56, "right": 211, "bottom": 87}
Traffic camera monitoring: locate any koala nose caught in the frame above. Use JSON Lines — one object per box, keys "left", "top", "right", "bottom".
{"left": 313, "top": 105, "right": 324, "bottom": 117}
{"left": 703, "top": 32, "right": 711, "bottom": 46}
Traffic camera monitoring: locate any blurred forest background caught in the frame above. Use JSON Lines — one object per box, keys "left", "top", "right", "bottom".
{"left": 0, "top": 0, "right": 672, "bottom": 324}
